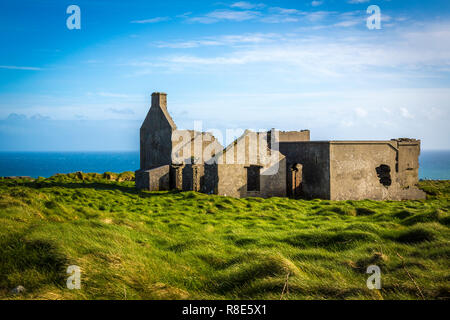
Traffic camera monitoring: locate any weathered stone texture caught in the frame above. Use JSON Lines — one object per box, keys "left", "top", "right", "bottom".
{"left": 172, "top": 130, "right": 223, "bottom": 165}
{"left": 139, "top": 92, "right": 176, "bottom": 170}
{"left": 182, "top": 164, "right": 205, "bottom": 192}
{"left": 329, "top": 140, "right": 425, "bottom": 200}
{"left": 277, "top": 130, "right": 310, "bottom": 142}
{"left": 135, "top": 165, "right": 170, "bottom": 191}
{"left": 214, "top": 130, "right": 287, "bottom": 198}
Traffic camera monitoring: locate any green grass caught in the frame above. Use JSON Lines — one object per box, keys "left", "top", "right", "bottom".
{"left": 0, "top": 173, "right": 449, "bottom": 300}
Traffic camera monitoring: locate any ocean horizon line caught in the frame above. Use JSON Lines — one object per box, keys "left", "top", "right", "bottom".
{"left": 0, "top": 149, "right": 450, "bottom": 152}
{"left": 0, "top": 150, "right": 449, "bottom": 180}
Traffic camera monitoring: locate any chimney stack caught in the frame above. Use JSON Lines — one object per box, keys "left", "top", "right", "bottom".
{"left": 151, "top": 92, "right": 167, "bottom": 109}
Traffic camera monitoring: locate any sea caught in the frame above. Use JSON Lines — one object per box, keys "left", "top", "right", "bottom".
{"left": 0, "top": 150, "right": 449, "bottom": 180}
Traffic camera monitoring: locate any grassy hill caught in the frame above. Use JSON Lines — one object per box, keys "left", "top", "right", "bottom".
{"left": 0, "top": 172, "right": 449, "bottom": 300}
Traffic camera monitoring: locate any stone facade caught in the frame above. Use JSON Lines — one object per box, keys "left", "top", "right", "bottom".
{"left": 328, "top": 140, "right": 425, "bottom": 200}
{"left": 135, "top": 92, "right": 425, "bottom": 200}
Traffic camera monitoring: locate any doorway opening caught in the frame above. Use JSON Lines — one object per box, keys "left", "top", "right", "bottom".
{"left": 291, "top": 163, "right": 303, "bottom": 198}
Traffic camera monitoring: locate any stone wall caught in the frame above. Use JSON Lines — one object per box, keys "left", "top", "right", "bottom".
{"left": 260, "top": 157, "right": 287, "bottom": 198}
{"left": 215, "top": 130, "right": 287, "bottom": 198}
{"left": 135, "top": 165, "right": 170, "bottom": 191}
{"left": 172, "top": 130, "right": 223, "bottom": 165}
{"left": 202, "top": 164, "right": 218, "bottom": 194}
{"left": 396, "top": 139, "right": 421, "bottom": 188}
{"left": 329, "top": 140, "right": 425, "bottom": 200}
{"left": 277, "top": 130, "right": 310, "bottom": 142}
{"left": 217, "top": 164, "right": 247, "bottom": 197}
{"left": 182, "top": 164, "right": 205, "bottom": 192}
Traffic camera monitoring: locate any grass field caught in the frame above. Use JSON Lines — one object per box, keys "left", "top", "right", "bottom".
{"left": 0, "top": 172, "right": 449, "bottom": 300}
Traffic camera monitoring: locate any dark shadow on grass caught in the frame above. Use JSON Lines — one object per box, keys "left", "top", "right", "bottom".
{"left": 16, "top": 180, "right": 182, "bottom": 199}
{"left": 0, "top": 232, "right": 68, "bottom": 295}
{"left": 284, "top": 231, "right": 378, "bottom": 251}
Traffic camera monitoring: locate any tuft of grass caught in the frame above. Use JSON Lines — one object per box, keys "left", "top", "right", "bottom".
{"left": 393, "top": 210, "right": 414, "bottom": 220}
{"left": 0, "top": 233, "right": 67, "bottom": 296}
{"left": 355, "top": 207, "right": 376, "bottom": 216}
{"left": 394, "top": 225, "right": 437, "bottom": 244}
{"left": 402, "top": 209, "right": 448, "bottom": 226}
{"left": 285, "top": 230, "right": 379, "bottom": 251}
{"left": 0, "top": 174, "right": 448, "bottom": 300}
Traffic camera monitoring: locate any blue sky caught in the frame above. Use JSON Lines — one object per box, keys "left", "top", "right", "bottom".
{"left": 0, "top": 0, "right": 449, "bottom": 151}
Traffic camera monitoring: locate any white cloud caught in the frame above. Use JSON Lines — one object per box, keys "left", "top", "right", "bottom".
{"left": 163, "top": 88, "right": 450, "bottom": 149}
{"left": 155, "top": 33, "right": 280, "bottom": 48}
{"left": 348, "top": 0, "right": 370, "bottom": 3}
{"left": 0, "top": 65, "right": 42, "bottom": 71}
{"left": 209, "top": 9, "right": 260, "bottom": 21}
{"left": 152, "top": 22, "right": 450, "bottom": 76}
{"left": 341, "top": 120, "right": 354, "bottom": 127}
{"left": 311, "top": 1, "right": 323, "bottom": 7}
{"left": 269, "top": 7, "right": 304, "bottom": 15}
{"left": 230, "top": 2, "right": 265, "bottom": 9}
{"left": 382, "top": 107, "right": 392, "bottom": 114}
{"left": 400, "top": 107, "right": 414, "bottom": 119}
{"left": 30, "top": 114, "right": 51, "bottom": 120}
{"left": 259, "top": 16, "right": 299, "bottom": 23}
{"left": 130, "top": 17, "right": 170, "bottom": 24}
{"left": 306, "top": 11, "right": 333, "bottom": 22}
{"left": 97, "top": 92, "right": 134, "bottom": 98}
{"left": 107, "top": 108, "right": 135, "bottom": 115}
{"left": 186, "top": 6, "right": 308, "bottom": 24}
{"left": 355, "top": 107, "right": 368, "bottom": 117}
{"left": 188, "top": 9, "right": 260, "bottom": 23}
{"left": 333, "top": 19, "right": 360, "bottom": 27}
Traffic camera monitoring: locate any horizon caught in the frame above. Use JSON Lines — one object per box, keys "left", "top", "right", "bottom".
{"left": 2, "top": 148, "right": 450, "bottom": 153}
{"left": 1, "top": 0, "right": 449, "bottom": 151}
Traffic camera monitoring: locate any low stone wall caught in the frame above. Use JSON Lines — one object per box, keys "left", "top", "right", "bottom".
{"left": 135, "top": 165, "right": 170, "bottom": 191}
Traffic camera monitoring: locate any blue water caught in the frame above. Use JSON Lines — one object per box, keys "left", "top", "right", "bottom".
{"left": 0, "top": 152, "right": 139, "bottom": 178}
{"left": 419, "top": 150, "right": 450, "bottom": 180}
{"left": 0, "top": 150, "right": 448, "bottom": 180}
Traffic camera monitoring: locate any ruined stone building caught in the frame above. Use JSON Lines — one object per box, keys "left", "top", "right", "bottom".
{"left": 135, "top": 92, "right": 425, "bottom": 200}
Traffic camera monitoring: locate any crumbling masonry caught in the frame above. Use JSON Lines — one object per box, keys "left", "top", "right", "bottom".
{"left": 135, "top": 92, "right": 425, "bottom": 200}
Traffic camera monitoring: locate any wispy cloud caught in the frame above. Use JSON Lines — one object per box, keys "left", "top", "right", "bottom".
{"left": 93, "top": 92, "right": 135, "bottom": 98}
{"left": 0, "top": 65, "right": 42, "bottom": 71}
{"left": 155, "top": 33, "right": 280, "bottom": 48}
{"left": 131, "top": 22, "right": 450, "bottom": 81}
{"left": 306, "top": 10, "right": 333, "bottom": 22}
{"left": 355, "top": 107, "right": 368, "bottom": 117}
{"left": 269, "top": 7, "right": 304, "bottom": 15}
{"left": 185, "top": 5, "right": 313, "bottom": 24}
{"left": 401, "top": 107, "right": 414, "bottom": 119}
{"left": 348, "top": 0, "right": 370, "bottom": 3}
{"left": 5, "top": 113, "right": 50, "bottom": 120}
{"left": 260, "top": 15, "right": 300, "bottom": 23}
{"left": 131, "top": 17, "right": 170, "bottom": 24}
{"left": 333, "top": 19, "right": 360, "bottom": 27}
{"left": 107, "top": 107, "right": 135, "bottom": 115}
{"left": 187, "top": 9, "right": 261, "bottom": 23}
{"left": 230, "top": 2, "right": 265, "bottom": 9}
